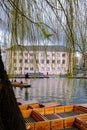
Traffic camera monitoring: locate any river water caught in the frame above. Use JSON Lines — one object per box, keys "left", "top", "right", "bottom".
{"left": 11, "top": 77, "right": 87, "bottom": 105}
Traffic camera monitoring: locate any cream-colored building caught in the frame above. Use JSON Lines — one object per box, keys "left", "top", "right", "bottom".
{"left": 6, "top": 45, "right": 69, "bottom": 75}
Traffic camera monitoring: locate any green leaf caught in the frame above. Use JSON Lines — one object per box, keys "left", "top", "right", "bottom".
{"left": 41, "top": 28, "right": 54, "bottom": 39}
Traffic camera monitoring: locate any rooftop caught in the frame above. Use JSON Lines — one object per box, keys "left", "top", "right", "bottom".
{"left": 7, "top": 45, "right": 69, "bottom": 52}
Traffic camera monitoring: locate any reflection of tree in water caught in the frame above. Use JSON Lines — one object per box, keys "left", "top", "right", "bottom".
{"left": 79, "top": 79, "right": 87, "bottom": 97}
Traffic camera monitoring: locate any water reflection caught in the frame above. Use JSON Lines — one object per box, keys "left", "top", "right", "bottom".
{"left": 11, "top": 77, "right": 87, "bottom": 105}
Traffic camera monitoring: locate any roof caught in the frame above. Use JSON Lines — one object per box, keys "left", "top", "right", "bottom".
{"left": 7, "top": 45, "right": 69, "bottom": 52}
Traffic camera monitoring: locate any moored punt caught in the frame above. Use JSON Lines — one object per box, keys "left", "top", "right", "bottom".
{"left": 11, "top": 82, "right": 31, "bottom": 88}
{"left": 19, "top": 104, "right": 87, "bottom": 130}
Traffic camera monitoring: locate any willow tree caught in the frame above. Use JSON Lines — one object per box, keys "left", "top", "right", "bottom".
{"left": 0, "top": 0, "right": 86, "bottom": 129}
{"left": 0, "top": 0, "right": 86, "bottom": 74}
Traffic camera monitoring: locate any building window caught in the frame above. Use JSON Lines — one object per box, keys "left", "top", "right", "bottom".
{"left": 62, "top": 53, "right": 66, "bottom": 57}
{"left": 19, "top": 67, "right": 22, "bottom": 70}
{"left": 36, "top": 67, "right": 39, "bottom": 71}
{"left": 62, "top": 60, "right": 65, "bottom": 64}
{"left": 29, "top": 53, "right": 33, "bottom": 56}
{"left": 46, "top": 67, "right": 50, "bottom": 71}
{"left": 30, "top": 67, "right": 33, "bottom": 70}
{"left": 57, "top": 60, "right": 60, "bottom": 64}
{"left": 57, "top": 53, "right": 60, "bottom": 57}
{"left": 20, "top": 52, "right": 23, "bottom": 56}
{"left": 41, "top": 67, "right": 44, "bottom": 71}
{"left": 52, "top": 67, "right": 55, "bottom": 70}
{"left": 36, "top": 59, "right": 39, "bottom": 64}
{"left": 25, "top": 53, "right": 28, "bottom": 56}
{"left": 41, "top": 60, "right": 44, "bottom": 64}
{"left": 46, "top": 60, "right": 50, "bottom": 64}
{"left": 14, "top": 52, "right": 16, "bottom": 56}
{"left": 57, "top": 67, "right": 61, "bottom": 70}
{"left": 19, "top": 59, "right": 22, "bottom": 63}
{"left": 62, "top": 67, "right": 66, "bottom": 71}
{"left": 52, "top": 53, "right": 55, "bottom": 56}
{"left": 52, "top": 60, "right": 55, "bottom": 64}
{"left": 41, "top": 53, "right": 44, "bottom": 57}
{"left": 30, "top": 59, "right": 33, "bottom": 64}
{"left": 47, "top": 53, "right": 50, "bottom": 57}
{"left": 25, "top": 59, "right": 28, "bottom": 63}
{"left": 24, "top": 67, "right": 28, "bottom": 70}
{"left": 14, "top": 59, "right": 16, "bottom": 63}
{"left": 14, "top": 67, "right": 17, "bottom": 70}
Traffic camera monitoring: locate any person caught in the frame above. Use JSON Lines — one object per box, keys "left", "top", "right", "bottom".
{"left": 25, "top": 73, "right": 29, "bottom": 78}
{"left": 0, "top": 50, "right": 26, "bottom": 130}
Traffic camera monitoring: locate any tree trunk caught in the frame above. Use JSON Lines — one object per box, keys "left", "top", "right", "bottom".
{"left": 0, "top": 51, "right": 26, "bottom": 130}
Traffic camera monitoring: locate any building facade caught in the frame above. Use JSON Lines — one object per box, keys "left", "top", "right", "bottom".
{"left": 6, "top": 45, "right": 69, "bottom": 75}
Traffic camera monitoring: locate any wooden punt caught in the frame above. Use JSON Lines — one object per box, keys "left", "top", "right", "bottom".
{"left": 21, "top": 109, "right": 47, "bottom": 130}
{"left": 27, "top": 102, "right": 61, "bottom": 109}
{"left": 34, "top": 105, "right": 87, "bottom": 120}
{"left": 11, "top": 82, "right": 31, "bottom": 88}
{"left": 28, "top": 103, "right": 45, "bottom": 109}
{"left": 19, "top": 103, "right": 45, "bottom": 112}
{"left": 20, "top": 104, "right": 87, "bottom": 130}
{"left": 75, "top": 115, "right": 87, "bottom": 130}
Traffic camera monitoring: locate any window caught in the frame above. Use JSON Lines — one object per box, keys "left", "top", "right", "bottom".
{"left": 46, "top": 67, "right": 50, "bottom": 71}
{"left": 62, "top": 53, "right": 66, "bottom": 57}
{"left": 30, "top": 59, "right": 33, "bottom": 64}
{"left": 25, "top": 59, "right": 28, "bottom": 63}
{"left": 20, "top": 52, "right": 23, "bottom": 56}
{"left": 41, "top": 53, "right": 44, "bottom": 57}
{"left": 41, "top": 67, "right": 44, "bottom": 71}
{"left": 46, "top": 60, "right": 50, "bottom": 64}
{"left": 62, "top": 60, "right": 65, "bottom": 64}
{"left": 14, "top": 52, "right": 16, "bottom": 56}
{"left": 57, "top": 53, "right": 60, "bottom": 57}
{"left": 19, "top": 59, "right": 22, "bottom": 63}
{"left": 36, "top": 59, "right": 39, "bottom": 64}
{"left": 62, "top": 67, "right": 66, "bottom": 71}
{"left": 36, "top": 67, "right": 39, "bottom": 71}
{"left": 57, "top": 60, "right": 60, "bottom": 64}
{"left": 24, "top": 67, "right": 28, "bottom": 70}
{"left": 29, "top": 53, "right": 33, "bottom": 56}
{"left": 52, "top": 53, "right": 55, "bottom": 56}
{"left": 41, "top": 60, "right": 44, "bottom": 64}
{"left": 52, "top": 67, "right": 55, "bottom": 70}
{"left": 47, "top": 53, "right": 50, "bottom": 57}
{"left": 19, "top": 67, "right": 22, "bottom": 70}
{"left": 14, "top": 67, "right": 17, "bottom": 70}
{"left": 25, "top": 53, "right": 28, "bottom": 56}
{"left": 30, "top": 67, "right": 33, "bottom": 70}
{"left": 14, "top": 59, "right": 16, "bottom": 63}
{"left": 52, "top": 60, "right": 55, "bottom": 64}
{"left": 57, "top": 67, "right": 61, "bottom": 70}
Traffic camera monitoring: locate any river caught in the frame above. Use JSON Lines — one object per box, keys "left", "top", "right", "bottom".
{"left": 11, "top": 77, "right": 87, "bottom": 105}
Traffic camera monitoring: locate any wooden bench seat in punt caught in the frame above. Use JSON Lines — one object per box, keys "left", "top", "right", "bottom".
{"left": 75, "top": 115, "right": 87, "bottom": 130}
{"left": 74, "top": 106, "right": 87, "bottom": 114}
{"left": 19, "top": 104, "right": 29, "bottom": 111}
{"left": 50, "top": 116, "right": 78, "bottom": 130}
{"left": 28, "top": 103, "right": 44, "bottom": 109}
{"left": 44, "top": 113, "right": 60, "bottom": 120}
{"left": 55, "top": 105, "right": 87, "bottom": 118}
{"left": 21, "top": 109, "right": 47, "bottom": 129}
{"left": 59, "top": 127, "right": 80, "bottom": 130}
{"left": 42, "top": 102, "right": 61, "bottom": 108}
{"left": 34, "top": 121, "right": 50, "bottom": 130}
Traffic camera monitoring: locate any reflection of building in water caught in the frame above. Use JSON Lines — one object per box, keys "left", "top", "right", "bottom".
{"left": 6, "top": 45, "right": 69, "bottom": 75}
{"left": 14, "top": 78, "right": 76, "bottom": 105}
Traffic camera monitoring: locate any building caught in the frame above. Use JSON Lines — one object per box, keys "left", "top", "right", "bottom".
{"left": 6, "top": 45, "right": 69, "bottom": 75}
